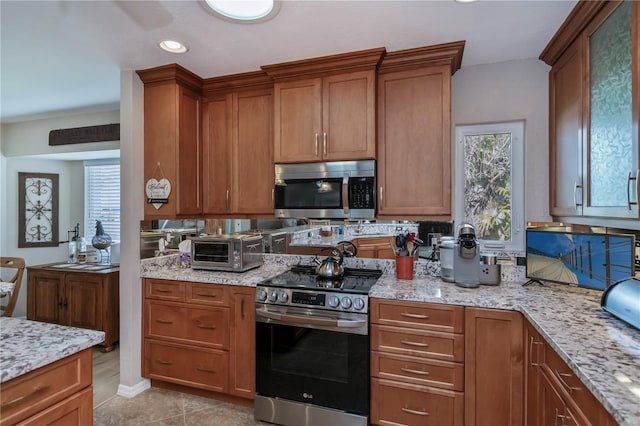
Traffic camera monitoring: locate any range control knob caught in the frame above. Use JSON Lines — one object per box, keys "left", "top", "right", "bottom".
{"left": 268, "top": 290, "right": 278, "bottom": 302}
{"left": 353, "top": 298, "right": 365, "bottom": 311}
{"left": 256, "top": 288, "right": 268, "bottom": 302}
{"left": 277, "top": 291, "right": 289, "bottom": 303}
{"left": 328, "top": 295, "right": 340, "bottom": 308}
{"left": 340, "top": 297, "right": 352, "bottom": 309}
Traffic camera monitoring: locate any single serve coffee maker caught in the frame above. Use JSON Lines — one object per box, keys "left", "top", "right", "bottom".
{"left": 454, "top": 223, "right": 480, "bottom": 288}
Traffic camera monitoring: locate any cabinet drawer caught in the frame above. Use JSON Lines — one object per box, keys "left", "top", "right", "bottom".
{"left": 186, "top": 283, "right": 228, "bottom": 306}
{"left": 371, "top": 299, "right": 464, "bottom": 333}
{"left": 17, "top": 387, "right": 92, "bottom": 426}
{"left": 144, "top": 340, "right": 228, "bottom": 393}
{"left": 0, "top": 349, "right": 92, "bottom": 426}
{"left": 542, "top": 343, "right": 602, "bottom": 423}
{"left": 371, "top": 351, "right": 464, "bottom": 391}
{"left": 145, "top": 301, "right": 229, "bottom": 349}
{"left": 145, "top": 279, "right": 185, "bottom": 301}
{"left": 371, "top": 378, "right": 464, "bottom": 426}
{"left": 371, "top": 325, "right": 464, "bottom": 362}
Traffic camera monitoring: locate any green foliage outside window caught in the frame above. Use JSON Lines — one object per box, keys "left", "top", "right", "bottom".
{"left": 464, "top": 133, "right": 512, "bottom": 241}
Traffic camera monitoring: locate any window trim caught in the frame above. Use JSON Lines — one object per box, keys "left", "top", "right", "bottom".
{"left": 454, "top": 120, "right": 525, "bottom": 253}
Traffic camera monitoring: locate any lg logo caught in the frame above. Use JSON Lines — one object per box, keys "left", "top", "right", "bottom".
{"left": 303, "top": 392, "right": 313, "bottom": 399}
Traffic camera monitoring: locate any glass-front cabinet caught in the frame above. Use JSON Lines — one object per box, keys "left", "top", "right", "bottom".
{"left": 584, "top": 0, "right": 638, "bottom": 218}
{"left": 545, "top": 0, "right": 639, "bottom": 223}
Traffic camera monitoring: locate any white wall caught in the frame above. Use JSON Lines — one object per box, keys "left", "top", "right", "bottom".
{"left": 451, "top": 58, "right": 553, "bottom": 224}
{"left": 2, "top": 110, "right": 119, "bottom": 157}
{"left": 0, "top": 157, "right": 83, "bottom": 317}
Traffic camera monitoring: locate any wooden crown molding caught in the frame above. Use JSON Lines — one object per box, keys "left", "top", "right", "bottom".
{"left": 136, "top": 63, "right": 203, "bottom": 92}
{"left": 539, "top": 0, "right": 610, "bottom": 66}
{"left": 378, "top": 41, "right": 466, "bottom": 75}
{"left": 261, "top": 47, "right": 386, "bottom": 81}
{"left": 202, "top": 70, "right": 273, "bottom": 95}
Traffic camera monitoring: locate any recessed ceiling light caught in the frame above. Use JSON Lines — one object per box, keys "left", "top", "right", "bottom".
{"left": 158, "top": 40, "right": 188, "bottom": 54}
{"left": 202, "top": 0, "right": 280, "bottom": 23}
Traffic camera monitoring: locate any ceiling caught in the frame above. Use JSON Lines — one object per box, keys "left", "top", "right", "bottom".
{"left": 0, "top": 0, "right": 577, "bottom": 124}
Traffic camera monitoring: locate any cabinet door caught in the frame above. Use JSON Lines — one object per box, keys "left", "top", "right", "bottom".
{"left": 202, "top": 94, "right": 232, "bottom": 214}
{"left": 18, "top": 387, "right": 93, "bottom": 426}
{"left": 378, "top": 65, "right": 451, "bottom": 217}
{"left": 322, "top": 71, "right": 376, "bottom": 161}
{"left": 273, "top": 78, "right": 322, "bottom": 163}
{"left": 232, "top": 89, "right": 274, "bottom": 214}
{"left": 539, "top": 369, "right": 570, "bottom": 426}
{"left": 66, "top": 273, "right": 103, "bottom": 331}
{"left": 524, "top": 321, "right": 543, "bottom": 426}
{"left": 27, "top": 270, "right": 65, "bottom": 325}
{"left": 583, "top": 0, "right": 638, "bottom": 218}
{"left": 175, "top": 86, "right": 202, "bottom": 216}
{"left": 549, "top": 38, "right": 584, "bottom": 217}
{"left": 465, "top": 308, "right": 524, "bottom": 426}
{"left": 229, "top": 286, "right": 256, "bottom": 399}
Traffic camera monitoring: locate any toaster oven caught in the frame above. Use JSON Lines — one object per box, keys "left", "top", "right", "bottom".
{"left": 190, "top": 234, "right": 263, "bottom": 272}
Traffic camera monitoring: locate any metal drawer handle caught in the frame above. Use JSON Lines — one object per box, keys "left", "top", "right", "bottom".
{"left": 529, "top": 336, "right": 542, "bottom": 367}
{"left": 627, "top": 170, "right": 639, "bottom": 209}
{"left": 314, "top": 133, "right": 319, "bottom": 156}
{"left": 400, "top": 367, "right": 430, "bottom": 376}
{"left": 555, "top": 370, "right": 581, "bottom": 392}
{"left": 401, "top": 407, "right": 429, "bottom": 416}
{"left": 156, "top": 289, "right": 173, "bottom": 294}
{"left": 400, "top": 312, "right": 429, "bottom": 319}
{"left": 157, "top": 360, "right": 172, "bottom": 365}
{"left": 196, "top": 324, "right": 216, "bottom": 330}
{"left": 400, "top": 340, "right": 429, "bottom": 347}
{"left": 156, "top": 319, "right": 173, "bottom": 324}
{"left": 0, "top": 385, "right": 50, "bottom": 409}
{"left": 196, "top": 367, "right": 216, "bottom": 373}
{"left": 196, "top": 293, "right": 217, "bottom": 298}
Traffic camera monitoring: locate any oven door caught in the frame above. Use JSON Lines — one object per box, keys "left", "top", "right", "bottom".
{"left": 255, "top": 304, "right": 369, "bottom": 416}
{"left": 191, "top": 240, "right": 232, "bottom": 270}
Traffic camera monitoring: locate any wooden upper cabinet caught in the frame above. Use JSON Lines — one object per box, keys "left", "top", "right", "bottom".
{"left": 549, "top": 38, "right": 584, "bottom": 217}
{"left": 137, "top": 64, "right": 203, "bottom": 219}
{"left": 263, "top": 48, "right": 385, "bottom": 163}
{"left": 377, "top": 42, "right": 464, "bottom": 219}
{"left": 202, "top": 71, "right": 274, "bottom": 215}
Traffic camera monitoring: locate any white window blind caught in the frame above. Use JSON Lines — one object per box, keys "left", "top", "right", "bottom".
{"left": 85, "top": 160, "right": 120, "bottom": 243}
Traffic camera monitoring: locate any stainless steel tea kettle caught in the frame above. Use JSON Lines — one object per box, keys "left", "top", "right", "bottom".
{"left": 313, "top": 241, "right": 358, "bottom": 278}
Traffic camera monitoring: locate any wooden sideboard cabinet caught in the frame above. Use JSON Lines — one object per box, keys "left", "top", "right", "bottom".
{"left": 370, "top": 299, "right": 465, "bottom": 425}
{"left": 27, "top": 264, "right": 119, "bottom": 352}
{"left": 524, "top": 319, "right": 618, "bottom": 426}
{"left": 142, "top": 279, "right": 256, "bottom": 400}
{"left": 0, "top": 349, "right": 93, "bottom": 426}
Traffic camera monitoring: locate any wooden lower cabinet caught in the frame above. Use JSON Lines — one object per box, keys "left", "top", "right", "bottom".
{"left": 142, "top": 279, "right": 255, "bottom": 400}
{"left": 0, "top": 349, "right": 93, "bottom": 426}
{"left": 464, "top": 307, "right": 524, "bottom": 426}
{"left": 352, "top": 237, "right": 396, "bottom": 259}
{"left": 524, "top": 319, "right": 618, "bottom": 426}
{"left": 27, "top": 265, "right": 119, "bottom": 352}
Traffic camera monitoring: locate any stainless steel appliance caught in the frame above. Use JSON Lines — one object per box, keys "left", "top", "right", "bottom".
{"left": 274, "top": 160, "right": 376, "bottom": 219}
{"left": 190, "top": 234, "right": 263, "bottom": 272}
{"left": 262, "top": 230, "right": 289, "bottom": 254}
{"left": 255, "top": 265, "right": 382, "bottom": 426}
{"left": 601, "top": 277, "right": 640, "bottom": 330}
{"left": 454, "top": 223, "right": 480, "bottom": 287}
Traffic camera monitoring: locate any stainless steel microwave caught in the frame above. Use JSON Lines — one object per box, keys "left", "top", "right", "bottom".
{"left": 190, "top": 234, "right": 263, "bottom": 272}
{"left": 274, "top": 160, "right": 376, "bottom": 219}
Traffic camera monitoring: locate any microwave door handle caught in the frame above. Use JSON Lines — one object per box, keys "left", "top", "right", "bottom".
{"left": 342, "top": 174, "right": 350, "bottom": 214}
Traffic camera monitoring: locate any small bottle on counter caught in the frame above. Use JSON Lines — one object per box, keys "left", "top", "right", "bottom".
{"left": 77, "top": 237, "right": 87, "bottom": 264}
{"left": 68, "top": 238, "right": 77, "bottom": 263}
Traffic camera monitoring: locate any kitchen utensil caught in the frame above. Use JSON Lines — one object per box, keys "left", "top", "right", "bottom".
{"left": 395, "top": 234, "right": 408, "bottom": 256}
{"left": 314, "top": 246, "right": 345, "bottom": 278}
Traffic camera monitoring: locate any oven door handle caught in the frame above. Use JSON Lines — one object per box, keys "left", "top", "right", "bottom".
{"left": 256, "top": 309, "right": 366, "bottom": 329}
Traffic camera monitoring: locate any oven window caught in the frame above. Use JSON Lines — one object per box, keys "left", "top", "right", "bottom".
{"left": 272, "top": 327, "right": 349, "bottom": 383}
{"left": 277, "top": 178, "right": 342, "bottom": 209}
{"left": 193, "top": 243, "right": 229, "bottom": 263}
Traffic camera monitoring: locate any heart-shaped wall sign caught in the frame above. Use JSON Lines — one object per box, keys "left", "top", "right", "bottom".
{"left": 145, "top": 178, "right": 171, "bottom": 210}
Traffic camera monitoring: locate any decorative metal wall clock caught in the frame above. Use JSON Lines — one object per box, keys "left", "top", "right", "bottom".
{"left": 18, "top": 172, "right": 59, "bottom": 248}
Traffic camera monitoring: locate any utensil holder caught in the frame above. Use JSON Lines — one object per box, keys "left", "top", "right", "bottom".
{"left": 396, "top": 256, "right": 414, "bottom": 280}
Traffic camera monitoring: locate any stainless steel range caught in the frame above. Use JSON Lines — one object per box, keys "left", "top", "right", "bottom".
{"left": 254, "top": 265, "right": 382, "bottom": 426}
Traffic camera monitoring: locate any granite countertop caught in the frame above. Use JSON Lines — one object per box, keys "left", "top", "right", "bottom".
{"left": 139, "top": 254, "right": 639, "bottom": 425}
{"left": 0, "top": 318, "right": 105, "bottom": 383}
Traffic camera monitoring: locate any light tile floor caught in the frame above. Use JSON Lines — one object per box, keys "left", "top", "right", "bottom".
{"left": 94, "top": 387, "right": 270, "bottom": 426}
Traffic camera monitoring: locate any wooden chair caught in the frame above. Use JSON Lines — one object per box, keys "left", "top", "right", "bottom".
{"left": 0, "top": 257, "right": 25, "bottom": 317}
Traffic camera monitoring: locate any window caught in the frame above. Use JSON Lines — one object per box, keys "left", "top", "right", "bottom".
{"left": 85, "top": 160, "right": 120, "bottom": 243}
{"left": 454, "top": 121, "right": 524, "bottom": 253}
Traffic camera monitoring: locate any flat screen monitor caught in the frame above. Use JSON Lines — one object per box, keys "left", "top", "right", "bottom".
{"left": 525, "top": 229, "right": 635, "bottom": 290}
